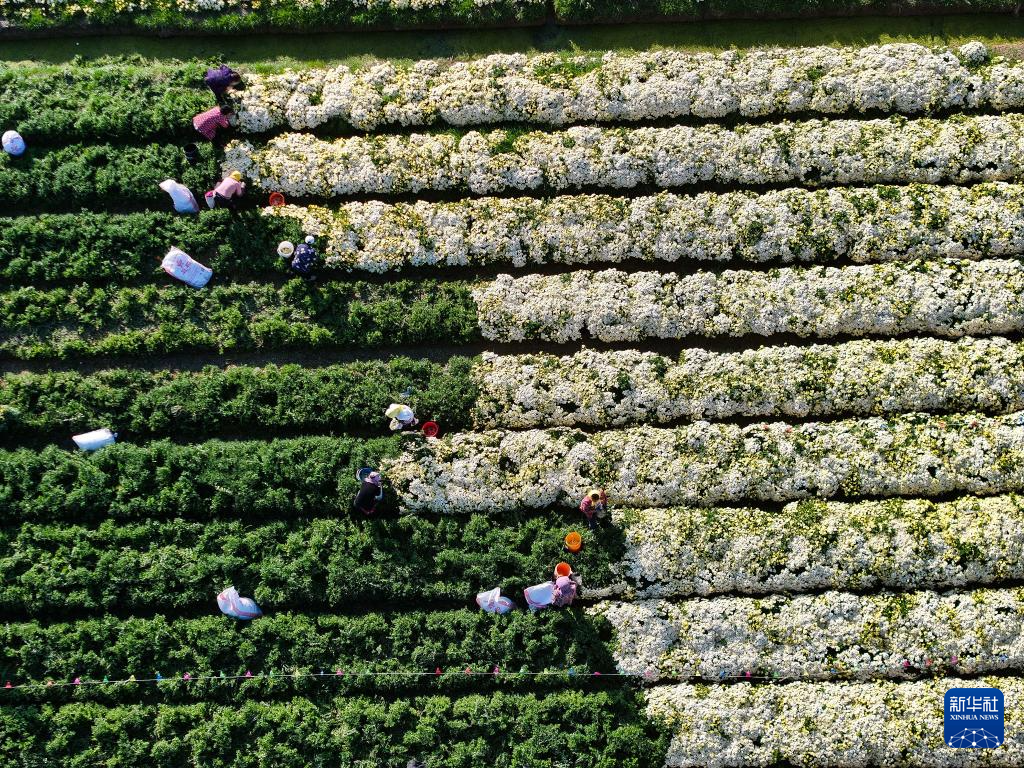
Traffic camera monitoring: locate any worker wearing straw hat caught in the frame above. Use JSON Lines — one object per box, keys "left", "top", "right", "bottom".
{"left": 207, "top": 171, "right": 246, "bottom": 215}
{"left": 385, "top": 403, "right": 418, "bottom": 432}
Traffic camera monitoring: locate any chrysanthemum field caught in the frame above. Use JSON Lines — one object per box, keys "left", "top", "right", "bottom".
{"left": 3, "top": 14, "right": 1024, "bottom": 767}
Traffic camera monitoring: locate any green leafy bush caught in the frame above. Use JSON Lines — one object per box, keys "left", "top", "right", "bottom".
{"left": 0, "top": 609, "right": 621, "bottom": 702}
{"left": 0, "top": 513, "right": 621, "bottom": 611}
{"left": 0, "top": 141, "right": 218, "bottom": 211}
{"left": 0, "top": 436, "right": 401, "bottom": 523}
{"left": 0, "top": 210, "right": 297, "bottom": 284}
{"left": 0, "top": 691, "right": 668, "bottom": 768}
{"left": 0, "top": 357, "right": 478, "bottom": 443}
{"left": 0, "top": 280, "right": 479, "bottom": 360}
{"left": 0, "top": 0, "right": 545, "bottom": 32}
{"left": 553, "top": 0, "right": 1018, "bottom": 22}
{"left": 0, "top": 59, "right": 212, "bottom": 145}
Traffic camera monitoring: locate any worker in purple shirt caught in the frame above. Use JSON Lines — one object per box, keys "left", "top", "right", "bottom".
{"left": 204, "top": 65, "right": 242, "bottom": 103}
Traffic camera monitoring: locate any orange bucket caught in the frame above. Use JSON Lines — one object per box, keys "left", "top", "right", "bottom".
{"left": 564, "top": 532, "right": 582, "bottom": 553}
{"left": 555, "top": 562, "right": 572, "bottom": 578}
{"left": 268, "top": 192, "right": 286, "bottom": 207}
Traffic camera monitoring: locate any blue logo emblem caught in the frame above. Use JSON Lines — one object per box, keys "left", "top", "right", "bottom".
{"left": 945, "top": 688, "right": 1003, "bottom": 748}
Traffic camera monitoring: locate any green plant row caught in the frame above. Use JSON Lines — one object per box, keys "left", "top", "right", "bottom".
{"left": 0, "top": 0, "right": 545, "bottom": 34}
{"left": 0, "top": 0, "right": 1010, "bottom": 33}
{"left": 0, "top": 514, "right": 619, "bottom": 613}
{"left": 0, "top": 609, "right": 619, "bottom": 703}
{"left": 0, "top": 690, "right": 667, "bottom": 768}
{"left": 0, "top": 210, "right": 297, "bottom": 285}
{"left": 0, "top": 436, "right": 401, "bottom": 523}
{"left": 552, "top": 0, "right": 1017, "bottom": 23}
{"left": 0, "top": 280, "right": 479, "bottom": 360}
{"left": 0, "top": 59, "right": 213, "bottom": 145}
{"left": 0, "top": 141, "right": 218, "bottom": 212}
{"left": 0, "top": 358, "right": 478, "bottom": 443}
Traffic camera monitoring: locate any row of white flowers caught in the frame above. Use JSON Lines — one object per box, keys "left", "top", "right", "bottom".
{"left": 472, "top": 259, "right": 1024, "bottom": 343}
{"left": 265, "top": 182, "right": 1024, "bottom": 272}
{"left": 223, "top": 113, "right": 1024, "bottom": 197}
{"left": 472, "top": 336, "right": 1024, "bottom": 429}
{"left": 381, "top": 411, "right": 1024, "bottom": 513}
{"left": 647, "top": 676, "right": 1021, "bottom": 767}
{"left": 234, "top": 42, "right": 1015, "bottom": 132}
{"left": 596, "top": 589, "right": 1024, "bottom": 681}
{"left": 616, "top": 494, "right": 1024, "bottom": 598}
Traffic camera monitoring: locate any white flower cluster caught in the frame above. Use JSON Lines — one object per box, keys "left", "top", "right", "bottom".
{"left": 264, "top": 182, "right": 1024, "bottom": 273}
{"left": 472, "top": 337, "right": 1024, "bottom": 429}
{"left": 472, "top": 259, "right": 1024, "bottom": 344}
{"left": 233, "top": 42, "right": 1024, "bottom": 132}
{"left": 647, "top": 676, "right": 1022, "bottom": 767}
{"left": 616, "top": 494, "right": 1024, "bottom": 598}
{"left": 596, "top": 589, "right": 1024, "bottom": 681}
{"left": 381, "top": 411, "right": 1024, "bottom": 514}
{"left": 223, "top": 113, "right": 1024, "bottom": 197}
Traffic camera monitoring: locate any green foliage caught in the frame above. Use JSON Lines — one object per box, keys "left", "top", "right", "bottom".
{"left": 0, "top": 513, "right": 622, "bottom": 611}
{"left": 0, "top": 59, "right": 212, "bottom": 144}
{"left": 0, "top": 141, "right": 218, "bottom": 211}
{"left": 0, "top": 609, "right": 619, "bottom": 701}
{"left": 0, "top": 436, "right": 401, "bottom": 523}
{"left": 553, "top": 0, "right": 1018, "bottom": 22}
{"left": 0, "top": 357, "right": 478, "bottom": 443}
{"left": 0, "top": 690, "right": 668, "bottom": 768}
{"left": 0, "top": 280, "right": 480, "bottom": 360}
{"left": 0, "top": 210, "right": 298, "bottom": 284}
{"left": 0, "top": 0, "right": 545, "bottom": 33}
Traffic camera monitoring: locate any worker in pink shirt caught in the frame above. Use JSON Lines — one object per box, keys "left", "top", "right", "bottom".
{"left": 193, "top": 104, "right": 233, "bottom": 142}
{"left": 579, "top": 489, "right": 608, "bottom": 531}
{"left": 206, "top": 171, "right": 246, "bottom": 214}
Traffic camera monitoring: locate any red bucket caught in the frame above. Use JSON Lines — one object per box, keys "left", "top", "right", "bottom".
{"left": 422, "top": 421, "right": 439, "bottom": 438}
{"left": 268, "top": 192, "right": 286, "bottom": 207}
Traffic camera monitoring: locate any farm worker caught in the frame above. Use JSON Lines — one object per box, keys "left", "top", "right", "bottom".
{"left": 579, "top": 489, "right": 608, "bottom": 531}
{"left": 205, "top": 65, "right": 242, "bottom": 100}
{"left": 353, "top": 470, "right": 383, "bottom": 516}
{"left": 386, "top": 403, "right": 418, "bottom": 431}
{"left": 2, "top": 130, "right": 25, "bottom": 157}
{"left": 207, "top": 171, "right": 246, "bottom": 213}
{"left": 552, "top": 575, "right": 578, "bottom": 607}
{"left": 158, "top": 179, "right": 200, "bottom": 214}
{"left": 193, "top": 104, "right": 233, "bottom": 142}
{"left": 287, "top": 236, "right": 319, "bottom": 282}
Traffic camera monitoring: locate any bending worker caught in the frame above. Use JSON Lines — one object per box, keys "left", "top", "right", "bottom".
{"left": 193, "top": 105, "right": 233, "bottom": 142}
{"left": 579, "top": 489, "right": 608, "bottom": 531}
{"left": 353, "top": 471, "right": 383, "bottom": 516}
{"left": 208, "top": 171, "right": 246, "bottom": 213}
{"left": 386, "top": 403, "right": 418, "bottom": 432}
{"left": 287, "top": 236, "right": 320, "bottom": 282}
{"left": 205, "top": 65, "right": 242, "bottom": 102}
